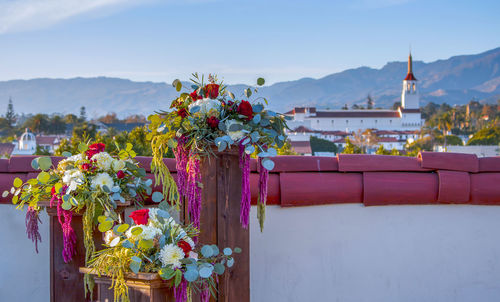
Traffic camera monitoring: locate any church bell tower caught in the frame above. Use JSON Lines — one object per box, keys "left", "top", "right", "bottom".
{"left": 401, "top": 52, "right": 419, "bottom": 109}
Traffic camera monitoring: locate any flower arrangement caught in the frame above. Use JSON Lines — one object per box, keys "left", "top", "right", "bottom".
{"left": 89, "top": 208, "right": 240, "bottom": 302}
{"left": 3, "top": 142, "right": 154, "bottom": 293}
{"left": 148, "top": 74, "right": 289, "bottom": 231}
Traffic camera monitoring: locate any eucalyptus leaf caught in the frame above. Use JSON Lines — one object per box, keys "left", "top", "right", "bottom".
{"left": 199, "top": 267, "right": 213, "bottom": 279}
{"left": 201, "top": 245, "right": 213, "bottom": 258}
{"left": 252, "top": 114, "right": 261, "bottom": 124}
{"left": 189, "top": 106, "right": 200, "bottom": 113}
{"left": 257, "top": 77, "right": 265, "bottom": 86}
{"left": 109, "top": 237, "right": 120, "bottom": 247}
{"left": 214, "top": 263, "right": 225, "bottom": 275}
{"left": 223, "top": 247, "right": 233, "bottom": 256}
{"left": 152, "top": 191, "right": 164, "bottom": 203}
{"left": 62, "top": 151, "right": 72, "bottom": 157}
{"left": 13, "top": 178, "right": 22, "bottom": 188}
{"left": 31, "top": 158, "right": 39, "bottom": 170}
{"left": 129, "top": 260, "right": 141, "bottom": 274}
{"left": 38, "top": 157, "right": 52, "bottom": 171}
{"left": 227, "top": 257, "right": 234, "bottom": 268}
{"left": 261, "top": 158, "right": 275, "bottom": 171}
{"left": 37, "top": 171, "right": 50, "bottom": 184}
{"left": 131, "top": 226, "right": 143, "bottom": 236}
{"left": 252, "top": 104, "right": 264, "bottom": 113}
{"left": 78, "top": 143, "right": 88, "bottom": 152}
{"left": 184, "top": 269, "right": 199, "bottom": 282}
{"left": 98, "top": 221, "right": 113, "bottom": 232}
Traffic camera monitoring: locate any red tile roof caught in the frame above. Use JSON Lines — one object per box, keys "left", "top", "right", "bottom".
{"left": 1, "top": 153, "right": 499, "bottom": 207}
{"left": 35, "top": 136, "right": 59, "bottom": 145}
{"left": 404, "top": 73, "right": 417, "bottom": 81}
{"left": 290, "top": 141, "right": 312, "bottom": 154}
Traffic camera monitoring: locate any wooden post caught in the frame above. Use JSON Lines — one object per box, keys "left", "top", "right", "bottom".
{"left": 46, "top": 208, "right": 99, "bottom": 302}
{"left": 187, "top": 149, "right": 250, "bottom": 302}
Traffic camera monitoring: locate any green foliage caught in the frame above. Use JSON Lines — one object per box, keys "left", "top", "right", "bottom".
{"left": 375, "top": 145, "right": 391, "bottom": 155}
{"left": 467, "top": 125, "right": 500, "bottom": 145}
{"left": 341, "top": 137, "right": 363, "bottom": 154}
{"left": 310, "top": 136, "right": 338, "bottom": 155}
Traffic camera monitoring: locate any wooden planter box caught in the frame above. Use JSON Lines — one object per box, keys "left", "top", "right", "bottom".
{"left": 39, "top": 200, "right": 131, "bottom": 302}
{"left": 80, "top": 268, "right": 175, "bottom": 302}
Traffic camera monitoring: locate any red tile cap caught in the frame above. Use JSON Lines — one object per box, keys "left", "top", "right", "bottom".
{"left": 470, "top": 173, "right": 500, "bottom": 205}
{"left": 0, "top": 159, "right": 8, "bottom": 172}
{"left": 437, "top": 170, "right": 470, "bottom": 203}
{"left": 478, "top": 157, "right": 500, "bottom": 172}
{"left": 418, "top": 151, "right": 479, "bottom": 172}
{"left": 280, "top": 172, "right": 362, "bottom": 206}
{"left": 338, "top": 154, "right": 430, "bottom": 172}
{"left": 363, "top": 172, "right": 438, "bottom": 206}
{"left": 270, "top": 156, "right": 338, "bottom": 172}
{"left": 250, "top": 173, "right": 280, "bottom": 205}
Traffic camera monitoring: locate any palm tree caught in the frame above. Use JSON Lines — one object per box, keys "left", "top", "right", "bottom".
{"left": 437, "top": 112, "right": 452, "bottom": 150}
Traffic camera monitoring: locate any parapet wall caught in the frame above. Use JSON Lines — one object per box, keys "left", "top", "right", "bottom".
{"left": 2, "top": 152, "right": 499, "bottom": 206}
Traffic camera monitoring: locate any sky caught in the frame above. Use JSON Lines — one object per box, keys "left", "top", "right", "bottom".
{"left": 0, "top": 0, "right": 499, "bottom": 85}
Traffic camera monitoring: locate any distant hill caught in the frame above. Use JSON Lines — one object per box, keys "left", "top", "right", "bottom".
{"left": 1, "top": 47, "right": 499, "bottom": 117}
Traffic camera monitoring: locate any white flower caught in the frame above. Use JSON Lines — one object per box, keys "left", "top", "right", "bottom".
{"left": 62, "top": 169, "right": 84, "bottom": 193}
{"left": 91, "top": 152, "right": 113, "bottom": 171}
{"left": 125, "top": 225, "right": 162, "bottom": 241}
{"left": 188, "top": 98, "right": 221, "bottom": 116}
{"left": 225, "top": 119, "right": 244, "bottom": 141}
{"left": 104, "top": 230, "right": 117, "bottom": 244}
{"left": 67, "top": 154, "right": 84, "bottom": 162}
{"left": 91, "top": 172, "right": 114, "bottom": 189}
{"left": 159, "top": 244, "right": 185, "bottom": 269}
{"left": 112, "top": 159, "right": 126, "bottom": 172}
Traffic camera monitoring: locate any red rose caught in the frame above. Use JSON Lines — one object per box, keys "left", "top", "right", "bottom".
{"left": 205, "top": 84, "right": 219, "bottom": 99}
{"left": 80, "top": 163, "right": 91, "bottom": 171}
{"left": 206, "top": 116, "right": 220, "bottom": 129}
{"left": 177, "top": 240, "right": 192, "bottom": 257}
{"left": 129, "top": 209, "right": 149, "bottom": 225}
{"left": 116, "top": 170, "right": 126, "bottom": 179}
{"left": 86, "top": 143, "right": 105, "bottom": 159}
{"left": 177, "top": 108, "right": 188, "bottom": 118}
{"left": 51, "top": 186, "right": 56, "bottom": 195}
{"left": 237, "top": 100, "right": 253, "bottom": 120}
{"left": 189, "top": 91, "right": 202, "bottom": 101}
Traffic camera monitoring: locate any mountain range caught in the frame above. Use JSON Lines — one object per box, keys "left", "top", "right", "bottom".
{"left": 1, "top": 47, "right": 499, "bottom": 117}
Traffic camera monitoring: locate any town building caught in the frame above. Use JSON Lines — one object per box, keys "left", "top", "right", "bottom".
{"left": 286, "top": 53, "right": 424, "bottom": 154}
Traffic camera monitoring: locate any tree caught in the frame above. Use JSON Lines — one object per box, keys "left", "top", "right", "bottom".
{"left": 277, "top": 140, "right": 297, "bottom": 155}
{"left": 437, "top": 112, "right": 452, "bottom": 149}
{"left": 310, "top": 136, "right": 338, "bottom": 155}
{"left": 467, "top": 125, "right": 500, "bottom": 145}
{"left": 5, "top": 98, "right": 16, "bottom": 135}
{"left": 23, "top": 114, "right": 49, "bottom": 134}
{"left": 375, "top": 145, "right": 391, "bottom": 155}
{"left": 342, "top": 104, "right": 348, "bottom": 110}
{"left": 98, "top": 113, "right": 120, "bottom": 124}
{"left": 367, "top": 95, "right": 374, "bottom": 109}
{"left": 341, "top": 137, "right": 363, "bottom": 154}
{"left": 79, "top": 106, "right": 87, "bottom": 122}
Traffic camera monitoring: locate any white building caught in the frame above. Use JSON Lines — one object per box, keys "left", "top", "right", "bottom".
{"left": 11, "top": 128, "right": 64, "bottom": 155}
{"left": 286, "top": 53, "right": 424, "bottom": 133}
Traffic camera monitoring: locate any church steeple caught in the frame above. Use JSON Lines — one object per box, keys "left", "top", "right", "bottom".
{"left": 401, "top": 51, "right": 419, "bottom": 109}
{"left": 404, "top": 52, "right": 417, "bottom": 81}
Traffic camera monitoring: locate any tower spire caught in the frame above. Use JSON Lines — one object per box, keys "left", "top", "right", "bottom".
{"left": 408, "top": 52, "right": 413, "bottom": 75}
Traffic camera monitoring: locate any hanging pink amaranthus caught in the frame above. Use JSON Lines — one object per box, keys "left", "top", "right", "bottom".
{"left": 200, "top": 287, "right": 211, "bottom": 302}
{"left": 25, "top": 206, "right": 42, "bottom": 253}
{"left": 239, "top": 144, "right": 251, "bottom": 229}
{"left": 174, "top": 136, "right": 190, "bottom": 198}
{"left": 174, "top": 279, "right": 188, "bottom": 302}
{"left": 187, "top": 156, "right": 202, "bottom": 229}
{"left": 51, "top": 188, "right": 76, "bottom": 263}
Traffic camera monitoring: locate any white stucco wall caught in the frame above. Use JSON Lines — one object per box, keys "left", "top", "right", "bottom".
{"left": 2, "top": 204, "right": 500, "bottom": 302}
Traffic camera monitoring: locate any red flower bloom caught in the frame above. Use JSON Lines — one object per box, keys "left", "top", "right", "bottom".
{"left": 189, "top": 91, "right": 202, "bottom": 101}
{"left": 205, "top": 84, "right": 219, "bottom": 99}
{"left": 206, "top": 116, "right": 220, "bottom": 129}
{"left": 177, "top": 240, "right": 192, "bottom": 257}
{"left": 80, "top": 163, "right": 92, "bottom": 171}
{"left": 116, "top": 170, "right": 126, "bottom": 179}
{"left": 129, "top": 209, "right": 149, "bottom": 225}
{"left": 51, "top": 186, "right": 56, "bottom": 195}
{"left": 237, "top": 100, "right": 253, "bottom": 120}
{"left": 86, "top": 143, "right": 106, "bottom": 159}
{"left": 177, "top": 108, "right": 188, "bottom": 118}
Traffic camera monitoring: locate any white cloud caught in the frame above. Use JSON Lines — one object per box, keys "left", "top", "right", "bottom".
{"left": 0, "top": 0, "right": 146, "bottom": 34}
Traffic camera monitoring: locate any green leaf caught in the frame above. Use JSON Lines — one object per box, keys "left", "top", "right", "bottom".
{"left": 12, "top": 195, "right": 18, "bottom": 204}
{"left": 261, "top": 158, "right": 275, "bottom": 171}
{"left": 131, "top": 226, "right": 143, "bottom": 236}
{"left": 31, "top": 158, "right": 39, "bottom": 170}
{"left": 13, "top": 178, "right": 23, "bottom": 188}
{"left": 227, "top": 91, "right": 235, "bottom": 99}
{"left": 138, "top": 239, "right": 154, "bottom": 249}
{"left": 38, "top": 157, "right": 52, "bottom": 171}
{"left": 97, "top": 215, "right": 108, "bottom": 223}
{"left": 159, "top": 267, "right": 176, "bottom": 280}
{"left": 62, "top": 151, "right": 72, "bottom": 157}
{"left": 78, "top": 143, "right": 88, "bottom": 152}
{"left": 54, "top": 183, "right": 63, "bottom": 193}
{"left": 201, "top": 245, "right": 213, "bottom": 258}
{"left": 257, "top": 77, "right": 265, "bottom": 86}
{"left": 61, "top": 200, "right": 72, "bottom": 210}
{"left": 126, "top": 143, "right": 133, "bottom": 152}
{"left": 244, "top": 88, "right": 252, "bottom": 98}
{"left": 172, "top": 79, "right": 182, "bottom": 92}
{"left": 214, "top": 263, "right": 225, "bottom": 275}
{"left": 2, "top": 191, "right": 8, "bottom": 198}
{"left": 122, "top": 240, "right": 133, "bottom": 249}
{"left": 98, "top": 220, "right": 113, "bottom": 232}
{"left": 234, "top": 247, "right": 242, "bottom": 254}
{"left": 116, "top": 224, "right": 129, "bottom": 233}
{"left": 37, "top": 171, "right": 50, "bottom": 184}
{"left": 223, "top": 248, "right": 232, "bottom": 256}
{"left": 174, "top": 269, "right": 182, "bottom": 287}
{"left": 152, "top": 191, "right": 164, "bottom": 203}
{"left": 129, "top": 260, "right": 141, "bottom": 274}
